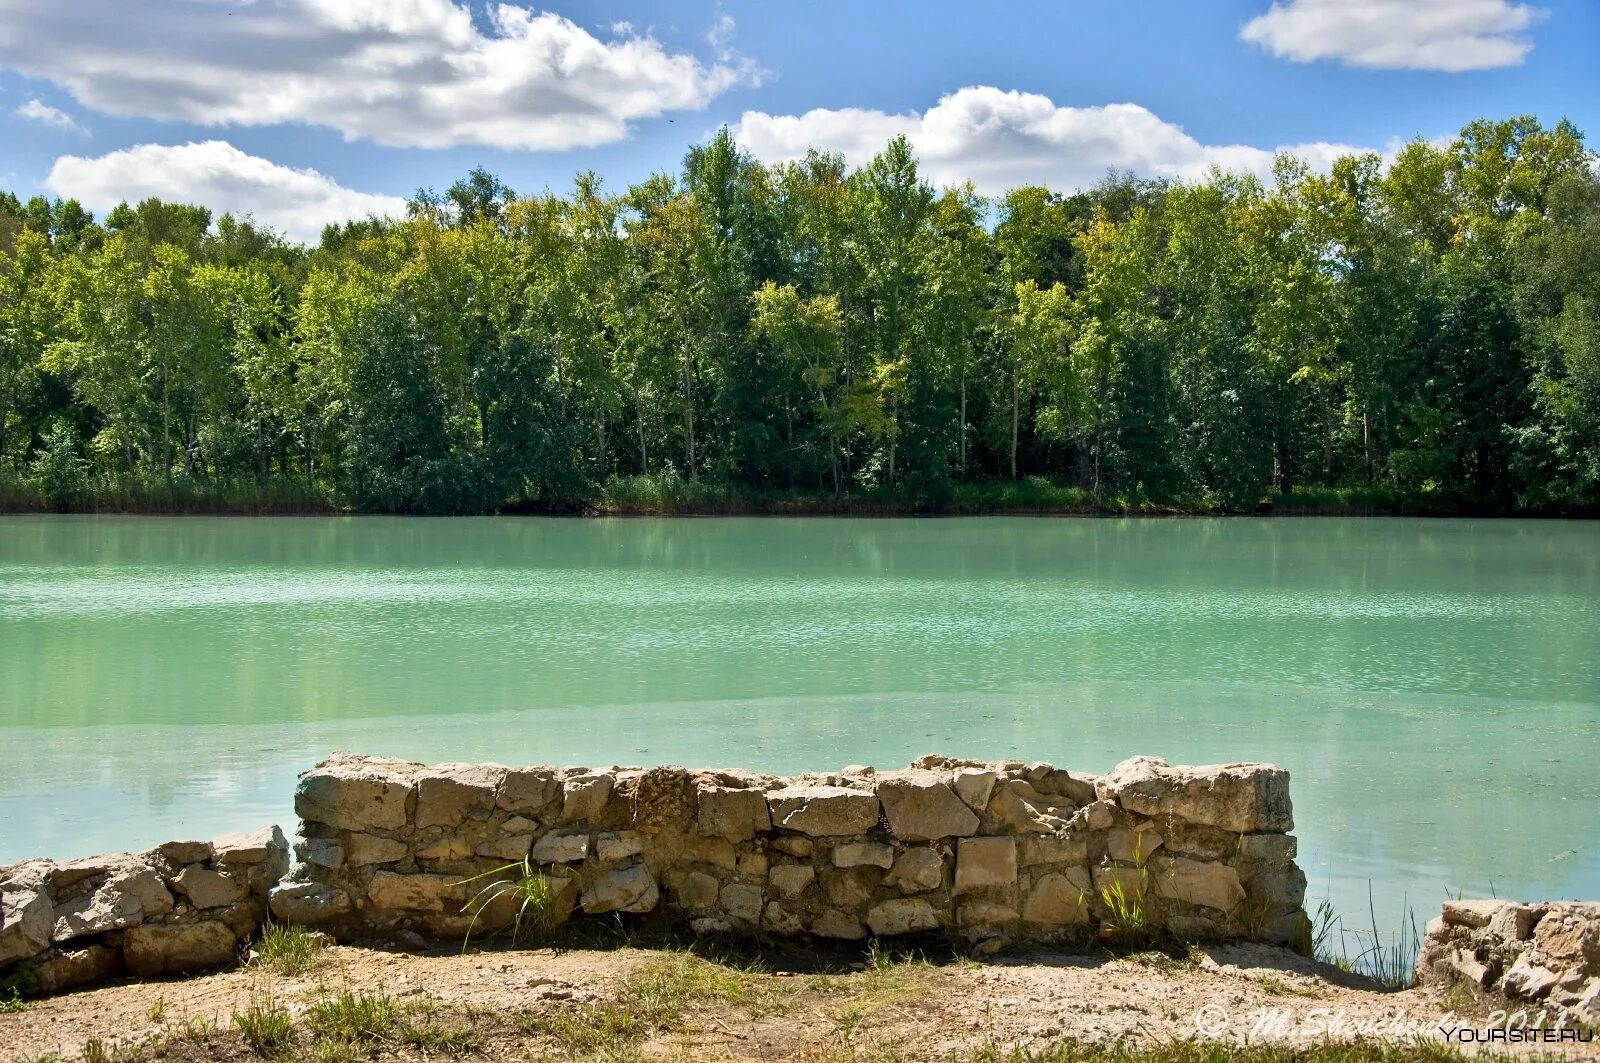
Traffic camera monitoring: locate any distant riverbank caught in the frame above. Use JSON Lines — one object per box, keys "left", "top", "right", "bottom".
{"left": 4, "top": 473, "right": 1588, "bottom": 518}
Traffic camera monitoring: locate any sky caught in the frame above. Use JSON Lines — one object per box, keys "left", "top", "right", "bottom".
{"left": 0, "top": 0, "right": 1596, "bottom": 243}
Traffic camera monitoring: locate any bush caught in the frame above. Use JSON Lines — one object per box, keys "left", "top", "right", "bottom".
{"left": 26, "top": 422, "right": 92, "bottom": 506}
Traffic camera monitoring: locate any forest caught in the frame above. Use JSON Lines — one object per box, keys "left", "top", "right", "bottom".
{"left": 0, "top": 115, "right": 1596, "bottom": 515}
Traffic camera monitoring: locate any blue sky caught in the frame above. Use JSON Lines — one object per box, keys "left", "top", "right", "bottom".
{"left": 1, "top": 0, "right": 1596, "bottom": 242}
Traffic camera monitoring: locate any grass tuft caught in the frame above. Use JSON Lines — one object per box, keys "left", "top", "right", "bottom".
{"left": 255, "top": 922, "right": 329, "bottom": 976}
{"left": 234, "top": 998, "right": 294, "bottom": 1057}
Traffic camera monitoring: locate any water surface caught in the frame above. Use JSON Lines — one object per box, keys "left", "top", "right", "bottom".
{"left": 2, "top": 515, "right": 1595, "bottom": 935}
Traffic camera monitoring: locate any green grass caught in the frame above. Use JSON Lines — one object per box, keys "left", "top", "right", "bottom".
{"left": 233, "top": 999, "right": 294, "bottom": 1057}
{"left": 455, "top": 856, "right": 571, "bottom": 949}
{"left": 1309, "top": 886, "right": 1423, "bottom": 989}
{"left": 304, "top": 989, "right": 398, "bottom": 1046}
{"left": 0, "top": 988, "right": 29, "bottom": 1014}
{"left": 254, "top": 922, "right": 329, "bottom": 976}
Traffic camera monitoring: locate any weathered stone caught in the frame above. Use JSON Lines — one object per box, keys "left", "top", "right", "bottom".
{"left": 763, "top": 902, "right": 803, "bottom": 935}
{"left": 1079, "top": 800, "right": 1116, "bottom": 831}
{"left": 1445, "top": 948, "right": 1492, "bottom": 987}
{"left": 1158, "top": 822, "right": 1239, "bottom": 861}
{"left": 268, "top": 881, "right": 352, "bottom": 924}
{"left": 47, "top": 858, "right": 120, "bottom": 891}
{"left": 1486, "top": 903, "right": 1542, "bottom": 942}
{"left": 531, "top": 833, "right": 589, "bottom": 865}
{"left": 833, "top": 841, "right": 894, "bottom": 869}
{"left": 767, "top": 786, "right": 880, "bottom": 836}
{"left": 1041, "top": 770, "right": 1099, "bottom": 805}
{"left": 367, "top": 872, "right": 462, "bottom": 912}
{"left": 866, "top": 898, "right": 941, "bottom": 935}
{"left": 770, "top": 864, "right": 815, "bottom": 900}
{"left": 1092, "top": 865, "right": 1147, "bottom": 900}
{"left": 1533, "top": 908, "right": 1600, "bottom": 965}
{"left": 772, "top": 836, "right": 813, "bottom": 858}
{"left": 597, "top": 831, "right": 644, "bottom": 862}
{"left": 1151, "top": 856, "right": 1245, "bottom": 912}
{"left": 1249, "top": 865, "right": 1307, "bottom": 909}
{"left": 124, "top": 921, "right": 238, "bottom": 976}
{"left": 53, "top": 865, "right": 174, "bottom": 941}
{"left": 1102, "top": 757, "right": 1292, "bottom": 834}
{"left": 1503, "top": 953, "right": 1560, "bottom": 1000}
{"left": 810, "top": 909, "right": 866, "bottom": 939}
{"left": 958, "top": 902, "right": 1019, "bottom": 929}
{"left": 155, "top": 841, "right": 214, "bottom": 865}
{"left": 720, "top": 883, "right": 763, "bottom": 924}
{"left": 737, "top": 850, "right": 769, "bottom": 877}
{"left": 346, "top": 833, "right": 409, "bottom": 866}
{"left": 953, "top": 837, "right": 1017, "bottom": 895}
{"left": 582, "top": 864, "right": 659, "bottom": 914}
{"left": 496, "top": 767, "right": 561, "bottom": 815}
{"left": 1023, "top": 869, "right": 1093, "bottom": 925}
{"left": 416, "top": 764, "right": 507, "bottom": 828}
{"left": 1107, "top": 826, "right": 1163, "bottom": 864}
{"left": 295, "top": 755, "right": 415, "bottom": 832}
{"left": 172, "top": 866, "right": 247, "bottom": 909}
{"left": 952, "top": 769, "right": 997, "bottom": 813}
{"left": 213, "top": 825, "right": 286, "bottom": 866}
{"left": 885, "top": 848, "right": 944, "bottom": 893}
{"left": 632, "top": 766, "right": 696, "bottom": 833}
{"left": 1018, "top": 835, "right": 1088, "bottom": 866}
{"left": 476, "top": 834, "right": 535, "bottom": 861}
{"left": 682, "top": 836, "right": 738, "bottom": 870}
{"left": 303, "top": 837, "right": 344, "bottom": 869}
{"left": 1237, "top": 832, "right": 1297, "bottom": 863}
{"left": 0, "top": 885, "right": 53, "bottom": 965}
{"left": 691, "top": 916, "right": 734, "bottom": 935}
{"left": 987, "top": 782, "right": 1067, "bottom": 834}
{"left": 1442, "top": 899, "right": 1510, "bottom": 929}
{"left": 876, "top": 770, "right": 980, "bottom": 841}
{"left": 696, "top": 786, "right": 773, "bottom": 842}
{"left": 415, "top": 835, "right": 473, "bottom": 862}
{"left": 34, "top": 945, "right": 121, "bottom": 993}
{"left": 559, "top": 773, "right": 615, "bottom": 823}
{"left": 673, "top": 871, "right": 721, "bottom": 910}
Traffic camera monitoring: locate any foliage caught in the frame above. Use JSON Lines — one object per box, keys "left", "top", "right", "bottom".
{"left": 252, "top": 922, "right": 328, "bottom": 976}
{"left": 2, "top": 116, "right": 1598, "bottom": 514}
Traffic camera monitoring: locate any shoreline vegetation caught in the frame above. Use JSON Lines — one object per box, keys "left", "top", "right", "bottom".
{"left": 3, "top": 117, "right": 1598, "bottom": 520}
{"left": 0, "top": 473, "right": 1583, "bottom": 518}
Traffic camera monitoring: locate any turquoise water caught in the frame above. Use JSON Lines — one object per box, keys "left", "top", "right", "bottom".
{"left": 1, "top": 515, "right": 1596, "bottom": 936}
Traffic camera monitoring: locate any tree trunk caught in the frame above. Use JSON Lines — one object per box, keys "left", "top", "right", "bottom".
{"left": 1010, "top": 369, "right": 1020, "bottom": 480}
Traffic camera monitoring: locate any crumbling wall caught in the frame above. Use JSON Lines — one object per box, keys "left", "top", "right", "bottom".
{"left": 0, "top": 827, "right": 287, "bottom": 994}
{"left": 1418, "top": 899, "right": 1600, "bottom": 1027}
{"left": 270, "top": 753, "right": 1310, "bottom": 949}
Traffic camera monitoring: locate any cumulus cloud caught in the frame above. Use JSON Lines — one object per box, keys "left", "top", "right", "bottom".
{"left": 45, "top": 141, "right": 407, "bottom": 245}
{"left": 0, "top": 0, "right": 753, "bottom": 150}
{"left": 15, "top": 97, "right": 83, "bottom": 132}
{"left": 1240, "top": 0, "right": 1542, "bottom": 71}
{"left": 733, "top": 87, "right": 1369, "bottom": 195}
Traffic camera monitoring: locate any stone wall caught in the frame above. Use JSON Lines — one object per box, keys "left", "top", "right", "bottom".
{"left": 270, "top": 753, "right": 1310, "bottom": 949}
{"left": 1418, "top": 899, "right": 1600, "bottom": 1027}
{"left": 0, "top": 827, "right": 287, "bottom": 994}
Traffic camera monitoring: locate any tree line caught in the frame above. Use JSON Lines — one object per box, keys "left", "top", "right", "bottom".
{"left": 1, "top": 115, "right": 1596, "bottom": 514}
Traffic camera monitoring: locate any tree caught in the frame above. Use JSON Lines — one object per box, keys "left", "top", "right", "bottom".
{"left": 750, "top": 281, "right": 847, "bottom": 496}
{"left": 1003, "top": 281, "right": 1072, "bottom": 480}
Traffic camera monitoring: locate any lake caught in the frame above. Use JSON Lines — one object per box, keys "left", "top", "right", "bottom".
{"left": 1, "top": 515, "right": 1596, "bottom": 941}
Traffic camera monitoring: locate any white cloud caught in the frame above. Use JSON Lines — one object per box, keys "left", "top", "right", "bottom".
{"left": 15, "top": 97, "right": 83, "bottom": 133}
{"left": 0, "top": 0, "right": 753, "bottom": 150}
{"left": 708, "top": 13, "right": 736, "bottom": 62}
{"left": 1240, "top": 0, "right": 1543, "bottom": 71}
{"left": 733, "top": 87, "right": 1369, "bottom": 195}
{"left": 45, "top": 141, "right": 407, "bottom": 245}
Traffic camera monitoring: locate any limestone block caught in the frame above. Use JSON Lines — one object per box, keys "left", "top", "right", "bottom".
{"left": 346, "top": 833, "right": 409, "bottom": 867}
{"left": 213, "top": 825, "right": 288, "bottom": 867}
{"left": 476, "top": 834, "right": 535, "bottom": 861}
{"left": 833, "top": 841, "right": 894, "bottom": 869}
{"left": 295, "top": 755, "right": 415, "bottom": 833}
{"left": 124, "top": 921, "right": 239, "bottom": 977}
{"left": 810, "top": 909, "right": 866, "bottom": 939}
{"left": 1486, "top": 903, "right": 1543, "bottom": 942}
{"left": 1023, "top": 870, "right": 1093, "bottom": 925}
{"left": 958, "top": 902, "right": 1020, "bottom": 930}
{"left": 596, "top": 831, "right": 644, "bottom": 862}
{"left": 737, "top": 850, "right": 769, "bottom": 877}
{"left": 1150, "top": 856, "right": 1245, "bottom": 912}
{"left": 876, "top": 770, "right": 979, "bottom": 841}
{"left": 953, "top": 837, "right": 1017, "bottom": 895}
{"left": 497, "top": 767, "right": 561, "bottom": 816}
{"left": 1107, "top": 826, "right": 1163, "bottom": 864}
{"left": 767, "top": 786, "right": 880, "bottom": 836}
{"left": 53, "top": 864, "right": 174, "bottom": 941}
{"left": 0, "top": 885, "right": 53, "bottom": 965}
{"left": 952, "top": 769, "right": 997, "bottom": 813}
{"left": 416, "top": 764, "right": 508, "bottom": 828}
{"left": 268, "top": 881, "right": 352, "bottom": 925}
{"left": 1018, "top": 836, "right": 1088, "bottom": 866}
{"left": 303, "top": 837, "right": 344, "bottom": 869}
{"left": 1101, "top": 757, "right": 1292, "bottom": 834}
{"left": 155, "top": 841, "right": 214, "bottom": 865}
{"left": 885, "top": 848, "right": 944, "bottom": 893}
{"left": 987, "top": 782, "right": 1068, "bottom": 834}
{"left": 171, "top": 866, "right": 247, "bottom": 909}
{"left": 672, "top": 871, "right": 721, "bottom": 910}
{"left": 559, "top": 773, "right": 615, "bottom": 823}
{"left": 772, "top": 836, "right": 813, "bottom": 858}
{"left": 34, "top": 945, "right": 120, "bottom": 993}
{"left": 531, "top": 832, "right": 589, "bottom": 865}
{"left": 696, "top": 786, "right": 772, "bottom": 841}
{"left": 1237, "top": 832, "right": 1297, "bottom": 863}
{"left": 770, "top": 864, "right": 815, "bottom": 900}
{"left": 416, "top": 835, "right": 473, "bottom": 862}
{"left": 866, "top": 898, "right": 940, "bottom": 935}
{"left": 367, "top": 872, "right": 462, "bottom": 913}
{"left": 582, "top": 864, "right": 659, "bottom": 914}
{"left": 1442, "top": 899, "right": 1510, "bottom": 929}
{"left": 631, "top": 766, "right": 696, "bottom": 833}
{"left": 682, "top": 836, "right": 738, "bottom": 870}
{"left": 1503, "top": 953, "right": 1560, "bottom": 1000}
{"left": 720, "top": 883, "right": 763, "bottom": 924}
{"left": 763, "top": 902, "right": 803, "bottom": 935}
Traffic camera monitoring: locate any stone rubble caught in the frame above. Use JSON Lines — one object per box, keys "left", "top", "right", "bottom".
{"left": 1417, "top": 898, "right": 1600, "bottom": 1028}
{"left": 268, "top": 752, "right": 1312, "bottom": 950}
{"left": 0, "top": 827, "right": 287, "bottom": 993}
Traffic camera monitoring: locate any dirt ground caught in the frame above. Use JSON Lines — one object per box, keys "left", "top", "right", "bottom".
{"left": 3, "top": 939, "right": 1594, "bottom": 1062}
